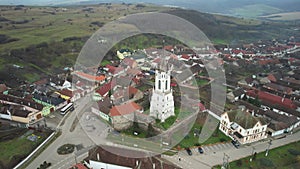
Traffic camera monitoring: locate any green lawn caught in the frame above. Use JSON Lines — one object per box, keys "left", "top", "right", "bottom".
{"left": 0, "top": 130, "right": 50, "bottom": 168}
{"left": 214, "top": 141, "right": 300, "bottom": 169}
{"left": 193, "top": 78, "right": 209, "bottom": 87}
{"left": 175, "top": 123, "right": 231, "bottom": 149}
{"left": 100, "top": 59, "right": 112, "bottom": 66}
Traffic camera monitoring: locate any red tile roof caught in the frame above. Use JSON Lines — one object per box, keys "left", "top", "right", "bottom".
{"left": 122, "top": 58, "right": 136, "bottom": 67}
{"left": 181, "top": 54, "right": 190, "bottom": 60}
{"left": 246, "top": 90, "right": 297, "bottom": 109}
{"left": 74, "top": 71, "right": 105, "bottom": 82}
{"left": 58, "top": 88, "right": 74, "bottom": 97}
{"left": 163, "top": 45, "right": 174, "bottom": 51}
{"left": 69, "top": 163, "right": 87, "bottom": 169}
{"left": 96, "top": 79, "right": 116, "bottom": 96}
{"left": 109, "top": 102, "right": 142, "bottom": 117}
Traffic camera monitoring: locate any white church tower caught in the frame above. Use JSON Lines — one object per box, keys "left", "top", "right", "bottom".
{"left": 150, "top": 58, "right": 175, "bottom": 122}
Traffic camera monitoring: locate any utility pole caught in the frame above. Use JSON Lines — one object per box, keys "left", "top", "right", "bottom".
{"left": 250, "top": 147, "right": 255, "bottom": 162}
{"left": 265, "top": 139, "right": 272, "bottom": 156}
{"left": 221, "top": 153, "right": 230, "bottom": 169}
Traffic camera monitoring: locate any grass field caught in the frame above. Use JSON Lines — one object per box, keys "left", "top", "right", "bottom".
{"left": 175, "top": 123, "right": 231, "bottom": 148}
{"left": 0, "top": 4, "right": 169, "bottom": 52}
{"left": 213, "top": 141, "right": 300, "bottom": 169}
{"left": 229, "top": 4, "right": 282, "bottom": 18}
{"left": 260, "top": 12, "right": 300, "bottom": 21}
{"left": 0, "top": 129, "right": 52, "bottom": 169}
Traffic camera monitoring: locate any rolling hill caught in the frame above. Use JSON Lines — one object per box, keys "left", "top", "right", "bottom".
{"left": 0, "top": 3, "right": 298, "bottom": 87}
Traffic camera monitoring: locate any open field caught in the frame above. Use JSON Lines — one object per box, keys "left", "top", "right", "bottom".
{"left": 229, "top": 4, "right": 282, "bottom": 18}
{"left": 0, "top": 123, "right": 52, "bottom": 169}
{"left": 260, "top": 12, "right": 300, "bottom": 21}
{"left": 0, "top": 4, "right": 169, "bottom": 52}
{"left": 0, "top": 3, "right": 298, "bottom": 87}
{"left": 213, "top": 141, "right": 300, "bottom": 169}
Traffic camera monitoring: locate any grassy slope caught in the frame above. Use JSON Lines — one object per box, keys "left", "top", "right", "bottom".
{"left": 0, "top": 4, "right": 169, "bottom": 52}
{"left": 229, "top": 4, "right": 283, "bottom": 18}
{"left": 214, "top": 141, "right": 300, "bottom": 169}
{"left": 0, "top": 4, "right": 298, "bottom": 86}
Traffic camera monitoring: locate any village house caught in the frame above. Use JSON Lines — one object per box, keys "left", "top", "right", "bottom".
{"left": 32, "top": 92, "right": 67, "bottom": 114}
{"left": 73, "top": 71, "right": 106, "bottom": 86}
{"left": 117, "top": 49, "right": 132, "bottom": 60}
{"left": 0, "top": 94, "right": 44, "bottom": 127}
{"left": 256, "top": 110, "right": 300, "bottom": 137}
{"left": 219, "top": 107, "right": 268, "bottom": 144}
{"left": 263, "top": 82, "right": 293, "bottom": 95}
{"left": 227, "top": 88, "right": 245, "bottom": 103}
{"left": 83, "top": 145, "right": 181, "bottom": 169}
{"left": 246, "top": 90, "right": 298, "bottom": 116}
{"left": 109, "top": 101, "right": 143, "bottom": 131}
{"left": 91, "top": 96, "right": 112, "bottom": 123}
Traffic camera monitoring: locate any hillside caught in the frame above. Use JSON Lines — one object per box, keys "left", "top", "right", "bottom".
{"left": 165, "top": 9, "right": 299, "bottom": 44}
{"left": 0, "top": 4, "right": 298, "bottom": 87}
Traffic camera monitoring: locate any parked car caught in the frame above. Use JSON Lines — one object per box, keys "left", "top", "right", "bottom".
{"left": 231, "top": 140, "right": 240, "bottom": 148}
{"left": 185, "top": 148, "right": 192, "bottom": 156}
{"left": 198, "top": 147, "right": 204, "bottom": 154}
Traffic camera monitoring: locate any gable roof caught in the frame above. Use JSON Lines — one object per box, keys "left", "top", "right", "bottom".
{"left": 109, "top": 102, "right": 142, "bottom": 117}
{"left": 263, "top": 83, "right": 292, "bottom": 93}
{"left": 226, "top": 109, "right": 263, "bottom": 129}
{"left": 122, "top": 58, "right": 136, "bottom": 68}
{"left": 96, "top": 80, "right": 116, "bottom": 96}
{"left": 0, "top": 94, "right": 43, "bottom": 111}
{"left": 85, "top": 145, "right": 181, "bottom": 169}
{"left": 246, "top": 90, "right": 297, "bottom": 109}
{"left": 74, "top": 71, "right": 105, "bottom": 82}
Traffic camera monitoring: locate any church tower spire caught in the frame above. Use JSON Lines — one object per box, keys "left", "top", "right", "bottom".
{"left": 149, "top": 46, "right": 175, "bottom": 122}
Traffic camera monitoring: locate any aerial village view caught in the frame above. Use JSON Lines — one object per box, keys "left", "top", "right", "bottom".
{"left": 0, "top": 1, "right": 300, "bottom": 169}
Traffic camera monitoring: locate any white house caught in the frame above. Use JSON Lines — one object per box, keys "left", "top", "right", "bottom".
{"left": 219, "top": 107, "right": 268, "bottom": 144}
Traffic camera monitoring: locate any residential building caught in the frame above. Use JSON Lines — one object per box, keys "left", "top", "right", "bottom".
{"left": 219, "top": 107, "right": 268, "bottom": 144}
{"left": 84, "top": 145, "right": 181, "bottom": 169}
{"left": 109, "top": 101, "right": 143, "bottom": 131}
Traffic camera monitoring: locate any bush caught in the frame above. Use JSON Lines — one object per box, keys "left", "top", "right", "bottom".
{"left": 57, "top": 144, "right": 75, "bottom": 155}
{"left": 236, "top": 159, "right": 243, "bottom": 167}
{"left": 288, "top": 149, "right": 300, "bottom": 156}
{"left": 259, "top": 158, "right": 274, "bottom": 167}
{"left": 219, "top": 138, "right": 227, "bottom": 142}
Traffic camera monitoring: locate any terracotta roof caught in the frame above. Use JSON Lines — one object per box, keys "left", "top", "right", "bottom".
{"left": 109, "top": 102, "right": 142, "bottom": 117}
{"left": 96, "top": 80, "right": 116, "bottom": 96}
{"left": 126, "top": 68, "right": 142, "bottom": 76}
{"left": 69, "top": 163, "right": 88, "bottom": 169}
{"left": 246, "top": 90, "right": 297, "bottom": 109}
{"left": 74, "top": 71, "right": 105, "bottom": 82}
{"left": 181, "top": 54, "right": 190, "bottom": 60}
{"left": 163, "top": 45, "right": 174, "bottom": 51}
{"left": 122, "top": 58, "right": 136, "bottom": 67}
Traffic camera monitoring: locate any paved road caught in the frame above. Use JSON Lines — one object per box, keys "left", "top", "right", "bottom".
{"left": 26, "top": 95, "right": 99, "bottom": 169}
{"left": 163, "top": 131, "right": 300, "bottom": 169}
